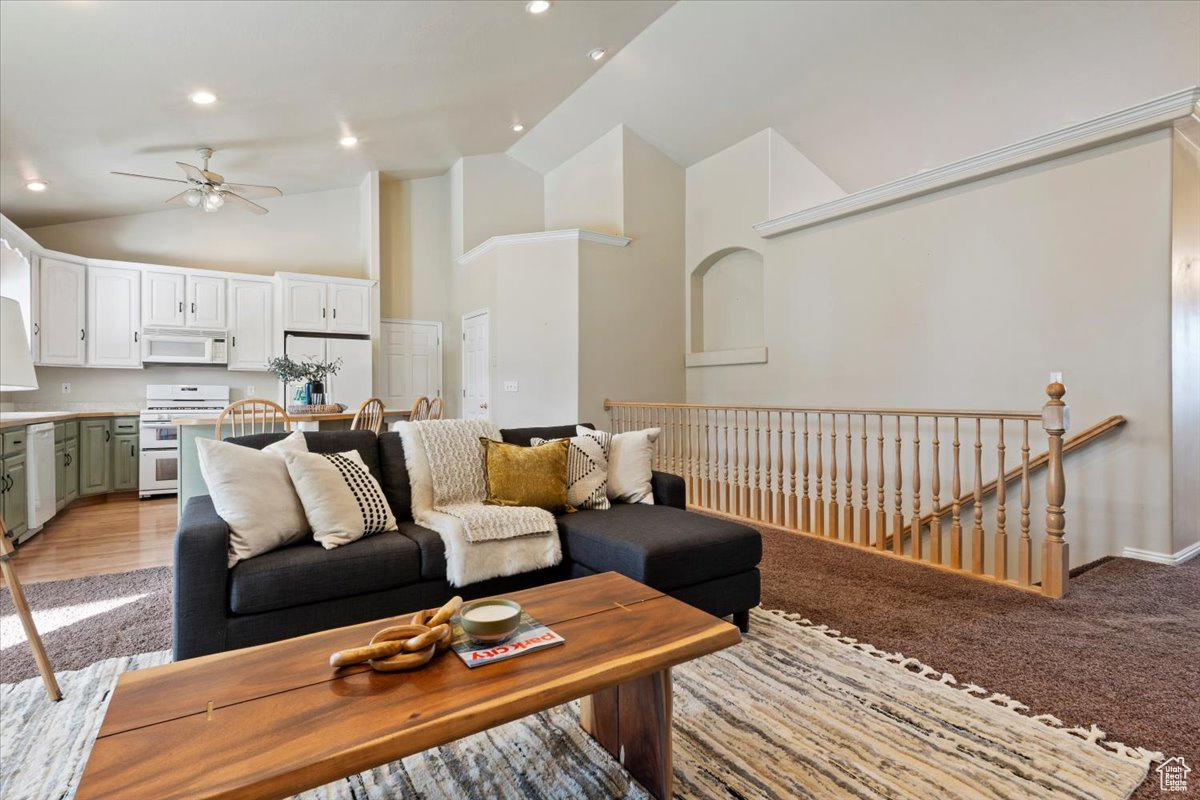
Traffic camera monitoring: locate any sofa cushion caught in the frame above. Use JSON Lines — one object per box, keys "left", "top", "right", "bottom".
{"left": 229, "top": 531, "right": 422, "bottom": 615}
{"left": 399, "top": 522, "right": 446, "bottom": 580}
{"left": 377, "top": 432, "right": 413, "bottom": 522}
{"left": 500, "top": 423, "right": 594, "bottom": 446}
{"left": 225, "top": 431, "right": 383, "bottom": 482}
{"left": 557, "top": 504, "right": 761, "bottom": 591}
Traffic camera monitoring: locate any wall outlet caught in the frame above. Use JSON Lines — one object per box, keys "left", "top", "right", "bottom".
{"left": 503, "top": 381, "right": 519, "bottom": 393}
{"left": 61, "top": 382, "right": 71, "bottom": 395}
{"left": 245, "top": 385, "right": 256, "bottom": 397}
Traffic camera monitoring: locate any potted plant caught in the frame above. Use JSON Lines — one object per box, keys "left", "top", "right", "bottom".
{"left": 302, "top": 357, "right": 342, "bottom": 405}
{"left": 266, "top": 355, "right": 310, "bottom": 403}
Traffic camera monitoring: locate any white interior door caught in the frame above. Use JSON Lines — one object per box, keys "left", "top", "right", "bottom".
{"left": 462, "top": 310, "right": 490, "bottom": 421}
{"left": 380, "top": 320, "right": 442, "bottom": 410}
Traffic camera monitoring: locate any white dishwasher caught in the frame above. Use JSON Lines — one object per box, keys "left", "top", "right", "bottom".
{"left": 23, "top": 422, "right": 57, "bottom": 542}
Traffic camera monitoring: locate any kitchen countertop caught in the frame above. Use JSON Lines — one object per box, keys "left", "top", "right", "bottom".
{"left": 0, "top": 409, "right": 142, "bottom": 431}
{"left": 174, "top": 410, "right": 411, "bottom": 425}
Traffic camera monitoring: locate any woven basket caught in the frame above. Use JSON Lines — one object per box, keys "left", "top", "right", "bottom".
{"left": 286, "top": 403, "right": 347, "bottom": 415}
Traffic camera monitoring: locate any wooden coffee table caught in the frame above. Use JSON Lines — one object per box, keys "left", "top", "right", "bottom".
{"left": 75, "top": 572, "right": 740, "bottom": 800}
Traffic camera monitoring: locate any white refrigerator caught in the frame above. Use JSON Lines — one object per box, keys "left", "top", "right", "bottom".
{"left": 283, "top": 335, "right": 373, "bottom": 413}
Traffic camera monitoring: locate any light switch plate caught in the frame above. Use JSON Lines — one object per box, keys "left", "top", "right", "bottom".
{"left": 245, "top": 385, "right": 256, "bottom": 396}
{"left": 503, "top": 381, "right": 519, "bottom": 393}
{"left": 61, "top": 382, "right": 71, "bottom": 395}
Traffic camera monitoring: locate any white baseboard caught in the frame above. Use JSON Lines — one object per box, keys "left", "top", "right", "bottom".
{"left": 1121, "top": 541, "right": 1200, "bottom": 565}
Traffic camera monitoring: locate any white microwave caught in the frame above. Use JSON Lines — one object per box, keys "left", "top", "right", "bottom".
{"left": 141, "top": 328, "right": 228, "bottom": 365}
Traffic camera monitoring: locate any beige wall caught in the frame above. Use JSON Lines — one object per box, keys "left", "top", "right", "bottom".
{"left": 14, "top": 364, "right": 271, "bottom": 407}
{"left": 452, "top": 154, "right": 544, "bottom": 258}
{"left": 685, "top": 129, "right": 1176, "bottom": 566}
{"left": 1171, "top": 128, "right": 1200, "bottom": 554}
{"left": 767, "top": 129, "right": 845, "bottom": 219}
{"left": 28, "top": 187, "right": 365, "bottom": 278}
{"left": 379, "top": 174, "right": 450, "bottom": 322}
{"left": 544, "top": 126, "right": 625, "bottom": 235}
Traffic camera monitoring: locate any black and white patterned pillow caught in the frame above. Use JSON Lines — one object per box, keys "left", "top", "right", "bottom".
{"left": 282, "top": 449, "right": 398, "bottom": 548}
{"left": 530, "top": 434, "right": 611, "bottom": 511}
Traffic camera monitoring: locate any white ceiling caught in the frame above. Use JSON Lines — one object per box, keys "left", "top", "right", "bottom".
{"left": 509, "top": 0, "right": 1200, "bottom": 191}
{"left": 0, "top": 0, "right": 673, "bottom": 228}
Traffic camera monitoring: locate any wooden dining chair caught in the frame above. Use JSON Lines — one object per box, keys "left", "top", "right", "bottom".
{"left": 427, "top": 396, "right": 444, "bottom": 420}
{"left": 409, "top": 396, "right": 432, "bottom": 421}
{"left": 215, "top": 398, "right": 292, "bottom": 438}
{"left": 351, "top": 397, "right": 386, "bottom": 434}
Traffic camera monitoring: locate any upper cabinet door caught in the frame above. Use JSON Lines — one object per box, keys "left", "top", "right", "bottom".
{"left": 87, "top": 266, "right": 141, "bottom": 368}
{"left": 282, "top": 278, "right": 328, "bottom": 331}
{"left": 328, "top": 282, "right": 371, "bottom": 334}
{"left": 227, "top": 279, "right": 274, "bottom": 371}
{"left": 142, "top": 271, "right": 186, "bottom": 327}
{"left": 37, "top": 257, "right": 87, "bottom": 366}
{"left": 187, "top": 275, "right": 226, "bottom": 329}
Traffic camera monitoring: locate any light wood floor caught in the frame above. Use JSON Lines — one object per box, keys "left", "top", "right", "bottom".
{"left": 2, "top": 493, "right": 177, "bottom": 585}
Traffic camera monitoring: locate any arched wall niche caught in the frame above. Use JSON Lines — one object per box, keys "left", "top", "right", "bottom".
{"left": 687, "top": 246, "right": 768, "bottom": 367}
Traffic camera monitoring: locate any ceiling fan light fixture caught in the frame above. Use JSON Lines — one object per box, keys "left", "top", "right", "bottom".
{"left": 203, "top": 191, "right": 225, "bottom": 212}
{"left": 184, "top": 188, "right": 203, "bottom": 207}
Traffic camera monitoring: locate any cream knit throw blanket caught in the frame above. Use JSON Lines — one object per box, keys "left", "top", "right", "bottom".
{"left": 394, "top": 420, "right": 561, "bottom": 586}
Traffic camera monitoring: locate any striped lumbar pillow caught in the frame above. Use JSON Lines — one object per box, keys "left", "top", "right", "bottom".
{"left": 530, "top": 433, "right": 611, "bottom": 511}
{"left": 282, "top": 449, "right": 398, "bottom": 548}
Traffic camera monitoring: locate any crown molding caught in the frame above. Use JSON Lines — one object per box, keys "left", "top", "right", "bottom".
{"left": 456, "top": 228, "right": 631, "bottom": 266}
{"left": 685, "top": 346, "right": 768, "bottom": 368}
{"left": 755, "top": 86, "right": 1200, "bottom": 239}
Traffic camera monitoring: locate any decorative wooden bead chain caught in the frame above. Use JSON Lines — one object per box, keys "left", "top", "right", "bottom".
{"left": 329, "top": 596, "right": 463, "bottom": 673}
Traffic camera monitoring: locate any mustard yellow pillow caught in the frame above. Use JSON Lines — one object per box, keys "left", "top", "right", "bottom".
{"left": 480, "top": 437, "right": 572, "bottom": 513}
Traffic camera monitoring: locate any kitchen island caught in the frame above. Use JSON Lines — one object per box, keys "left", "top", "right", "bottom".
{"left": 175, "top": 411, "right": 409, "bottom": 519}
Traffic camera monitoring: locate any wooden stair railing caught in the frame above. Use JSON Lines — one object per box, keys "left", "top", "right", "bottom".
{"left": 607, "top": 379, "right": 1095, "bottom": 599}
{"left": 884, "top": 415, "right": 1126, "bottom": 547}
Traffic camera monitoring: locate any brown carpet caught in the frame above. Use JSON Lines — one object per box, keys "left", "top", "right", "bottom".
{"left": 3, "top": 538, "right": 1196, "bottom": 798}
{"left": 756, "top": 525, "right": 1200, "bottom": 799}
{"left": 0, "top": 567, "right": 172, "bottom": 684}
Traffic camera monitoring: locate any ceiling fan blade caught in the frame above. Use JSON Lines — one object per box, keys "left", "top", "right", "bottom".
{"left": 164, "top": 190, "right": 193, "bottom": 207}
{"left": 111, "top": 171, "right": 189, "bottom": 184}
{"left": 176, "top": 162, "right": 207, "bottom": 182}
{"left": 220, "top": 182, "right": 282, "bottom": 198}
{"left": 202, "top": 169, "right": 225, "bottom": 184}
{"left": 221, "top": 192, "right": 269, "bottom": 215}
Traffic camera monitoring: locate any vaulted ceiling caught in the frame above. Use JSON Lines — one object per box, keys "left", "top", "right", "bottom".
{"left": 0, "top": 0, "right": 673, "bottom": 227}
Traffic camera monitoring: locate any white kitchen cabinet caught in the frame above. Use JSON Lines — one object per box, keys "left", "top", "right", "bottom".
{"left": 282, "top": 278, "right": 329, "bottom": 331}
{"left": 328, "top": 283, "right": 371, "bottom": 334}
{"left": 142, "top": 271, "right": 186, "bottom": 327}
{"left": 37, "top": 257, "right": 87, "bottom": 366}
{"left": 87, "top": 265, "right": 141, "bottom": 368}
{"left": 187, "top": 274, "right": 226, "bottom": 329}
{"left": 227, "top": 279, "right": 274, "bottom": 371}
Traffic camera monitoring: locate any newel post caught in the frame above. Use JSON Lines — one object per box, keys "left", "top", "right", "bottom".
{"left": 1041, "top": 377, "right": 1070, "bottom": 598}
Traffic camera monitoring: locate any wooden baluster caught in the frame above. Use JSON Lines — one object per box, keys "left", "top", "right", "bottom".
{"left": 930, "top": 417, "right": 942, "bottom": 565}
{"left": 1019, "top": 420, "right": 1032, "bottom": 586}
{"left": 733, "top": 410, "right": 742, "bottom": 516}
{"left": 689, "top": 409, "right": 699, "bottom": 506}
{"left": 859, "top": 414, "right": 870, "bottom": 546}
{"left": 676, "top": 407, "right": 684, "bottom": 481}
{"left": 759, "top": 411, "right": 769, "bottom": 522}
{"left": 723, "top": 410, "right": 732, "bottom": 513}
{"left": 828, "top": 413, "right": 839, "bottom": 539}
{"left": 741, "top": 411, "right": 752, "bottom": 517}
{"left": 789, "top": 412, "right": 799, "bottom": 528}
{"left": 843, "top": 414, "right": 854, "bottom": 542}
{"left": 801, "top": 413, "right": 811, "bottom": 531}
{"left": 911, "top": 416, "right": 922, "bottom": 562}
{"left": 875, "top": 415, "right": 886, "bottom": 549}
{"left": 704, "top": 410, "right": 713, "bottom": 509}
{"left": 892, "top": 416, "right": 903, "bottom": 554}
{"left": 814, "top": 414, "right": 825, "bottom": 536}
{"left": 950, "top": 418, "right": 963, "bottom": 569}
{"left": 994, "top": 419, "right": 1007, "bottom": 581}
{"left": 971, "top": 418, "right": 984, "bottom": 574}
{"left": 1042, "top": 380, "right": 1069, "bottom": 598}
{"left": 775, "top": 411, "right": 785, "bottom": 525}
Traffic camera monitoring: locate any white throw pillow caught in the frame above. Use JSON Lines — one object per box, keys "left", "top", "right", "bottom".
{"left": 197, "top": 437, "right": 310, "bottom": 567}
{"left": 263, "top": 430, "right": 308, "bottom": 455}
{"left": 283, "top": 450, "right": 398, "bottom": 549}
{"left": 530, "top": 434, "right": 611, "bottom": 510}
{"left": 578, "top": 426, "right": 660, "bottom": 505}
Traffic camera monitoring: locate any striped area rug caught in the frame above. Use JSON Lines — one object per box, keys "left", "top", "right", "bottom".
{"left": 0, "top": 609, "right": 1153, "bottom": 799}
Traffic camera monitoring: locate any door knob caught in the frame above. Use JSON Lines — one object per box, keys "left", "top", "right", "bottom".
{"left": 480, "top": 403, "right": 488, "bottom": 409}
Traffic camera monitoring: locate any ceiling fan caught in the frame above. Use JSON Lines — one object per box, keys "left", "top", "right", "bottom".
{"left": 111, "top": 147, "right": 282, "bottom": 214}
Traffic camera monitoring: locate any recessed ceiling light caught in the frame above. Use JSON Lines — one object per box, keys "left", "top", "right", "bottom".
{"left": 525, "top": 0, "right": 551, "bottom": 14}
{"left": 511, "top": 123, "right": 525, "bottom": 133}
{"left": 25, "top": 180, "right": 49, "bottom": 192}
{"left": 339, "top": 135, "right": 359, "bottom": 147}
{"left": 588, "top": 48, "right": 607, "bottom": 62}
{"left": 189, "top": 90, "right": 217, "bottom": 105}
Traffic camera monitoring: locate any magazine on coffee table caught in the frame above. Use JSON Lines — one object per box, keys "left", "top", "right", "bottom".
{"left": 449, "top": 612, "right": 565, "bottom": 668}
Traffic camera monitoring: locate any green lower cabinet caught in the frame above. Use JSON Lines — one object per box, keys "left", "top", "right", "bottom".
{"left": 2, "top": 454, "right": 28, "bottom": 540}
{"left": 55, "top": 439, "right": 67, "bottom": 509}
{"left": 112, "top": 433, "right": 139, "bottom": 492}
{"left": 63, "top": 438, "right": 79, "bottom": 505}
{"left": 79, "top": 419, "right": 112, "bottom": 497}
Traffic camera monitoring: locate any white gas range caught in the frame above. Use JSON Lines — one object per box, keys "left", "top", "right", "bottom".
{"left": 139, "top": 384, "right": 229, "bottom": 498}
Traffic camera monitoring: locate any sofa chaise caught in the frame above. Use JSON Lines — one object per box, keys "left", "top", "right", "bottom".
{"left": 173, "top": 424, "right": 761, "bottom": 660}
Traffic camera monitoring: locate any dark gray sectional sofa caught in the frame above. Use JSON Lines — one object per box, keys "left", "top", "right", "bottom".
{"left": 173, "top": 424, "right": 761, "bottom": 660}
